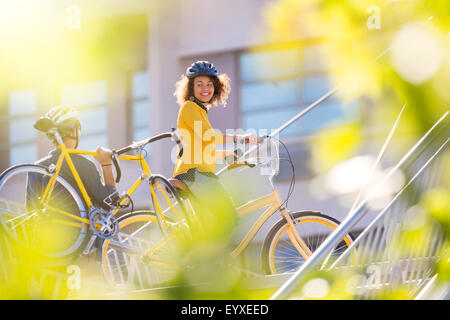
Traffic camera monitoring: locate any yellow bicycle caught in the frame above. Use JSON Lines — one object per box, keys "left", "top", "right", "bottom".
{"left": 100, "top": 135, "right": 355, "bottom": 289}
{"left": 0, "top": 117, "right": 185, "bottom": 266}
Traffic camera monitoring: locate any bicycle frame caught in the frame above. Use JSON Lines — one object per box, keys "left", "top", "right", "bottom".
{"left": 129, "top": 139, "right": 315, "bottom": 264}
{"left": 222, "top": 138, "right": 313, "bottom": 260}
{"left": 39, "top": 142, "right": 178, "bottom": 231}
{"left": 144, "top": 168, "right": 314, "bottom": 265}
{"left": 231, "top": 189, "right": 313, "bottom": 260}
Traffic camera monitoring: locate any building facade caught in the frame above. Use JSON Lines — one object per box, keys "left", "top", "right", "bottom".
{"left": 0, "top": 0, "right": 377, "bottom": 254}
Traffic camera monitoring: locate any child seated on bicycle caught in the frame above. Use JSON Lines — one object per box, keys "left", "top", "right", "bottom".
{"left": 172, "top": 61, "right": 259, "bottom": 246}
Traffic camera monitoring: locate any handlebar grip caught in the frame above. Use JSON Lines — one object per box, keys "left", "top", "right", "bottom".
{"left": 177, "top": 140, "right": 184, "bottom": 158}
{"left": 171, "top": 127, "right": 184, "bottom": 159}
{"left": 116, "top": 145, "right": 133, "bottom": 156}
{"left": 259, "top": 135, "right": 269, "bottom": 143}
{"left": 245, "top": 161, "right": 256, "bottom": 168}
{"left": 111, "top": 152, "right": 121, "bottom": 183}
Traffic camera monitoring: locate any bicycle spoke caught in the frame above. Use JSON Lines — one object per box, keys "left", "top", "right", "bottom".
{"left": 8, "top": 212, "right": 38, "bottom": 230}
{"left": 102, "top": 212, "right": 180, "bottom": 289}
{"left": 0, "top": 165, "right": 87, "bottom": 259}
{"left": 264, "top": 212, "right": 354, "bottom": 274}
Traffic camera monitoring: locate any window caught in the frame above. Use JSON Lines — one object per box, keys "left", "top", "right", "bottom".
{"left": 131, "top": 71, "right": 150, "bottom": 142}
{"left": 8, "top": 90, "right": 38, "bottom": 165}
{"left": 129, "top": 71, "right": 151, "bottom": 156}
{"left": 240, "top": 48, "right": 302, "bottom": 138}
{"left": 239, "top": 43, "right": 361, "bottom": 180}
{"left": 62, "top": 80, "right": 108, "bottom": 151}
{"left": 276, "top": 144, "right": 312, "bottom": 181}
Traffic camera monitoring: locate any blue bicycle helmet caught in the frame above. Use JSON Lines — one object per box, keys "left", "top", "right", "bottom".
{"left": 185, "top": 61, "right": 218, "bottom": 78}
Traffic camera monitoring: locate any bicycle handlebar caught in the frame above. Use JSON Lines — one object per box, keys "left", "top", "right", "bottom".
{"left": 111, "top": 152, "right": 121, "bottom": 183}
{"left": 112, "top": 129, "right": 184, "bottom": 183}
{"left": 170, "top": 127, "right": 184, "bottom": 159}
{"left": 225, "top": 135, "right": 279, "bottom": 176}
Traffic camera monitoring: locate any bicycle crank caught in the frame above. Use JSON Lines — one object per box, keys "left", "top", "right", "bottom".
{"left": 88, "top": 207, "right": 119, "bottom": 240}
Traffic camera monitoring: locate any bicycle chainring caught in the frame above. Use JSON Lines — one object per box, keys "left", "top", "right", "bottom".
{"left": 88, "top": 207, "right": 119, "bottom": 240}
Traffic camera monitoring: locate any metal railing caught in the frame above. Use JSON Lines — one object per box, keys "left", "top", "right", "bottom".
{"left": 271, "top": 111, "right": 449, "bottom": 299}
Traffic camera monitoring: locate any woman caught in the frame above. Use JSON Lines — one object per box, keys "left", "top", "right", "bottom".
{"left": 173, "top": 61, "right": 259, "bottom": 245}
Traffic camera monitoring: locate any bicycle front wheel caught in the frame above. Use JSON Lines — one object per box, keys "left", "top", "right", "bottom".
{"left": 0, "top": 164, "right": 88, "bottom": 261}
{"left": 101, "top": 211, "right": 179, "bottom": 290}
{"left": 262, "top": 211, "right": 354, "bottom": 274}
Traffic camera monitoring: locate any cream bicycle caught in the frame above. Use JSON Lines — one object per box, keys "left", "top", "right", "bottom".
{"left": 100, "top": 135, "right": 355, "bottom": 289}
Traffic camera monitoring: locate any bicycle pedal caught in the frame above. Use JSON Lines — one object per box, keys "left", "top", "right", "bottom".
{"left": 83, "top": 246, "right": 98, "bottom": 256}
{"left": 82, "top": 235, "right": 98, "bottom": 255}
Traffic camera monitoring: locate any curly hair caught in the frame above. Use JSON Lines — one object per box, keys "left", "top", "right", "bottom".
{"left": 173, "top": 73, "right": 231, "bottom": 108}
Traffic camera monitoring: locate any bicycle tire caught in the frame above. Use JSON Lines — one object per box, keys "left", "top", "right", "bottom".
{"left": 101, "top": 210, "right": 180, "bottom": 289}
{"left": 261, "top": 211, "right": 354, "bottom": 274}
{"left": 102, "top": 174, "right": 192, "bottom": 289}
{"left": 0, "top": 164, "right": 88, "bottom": 261}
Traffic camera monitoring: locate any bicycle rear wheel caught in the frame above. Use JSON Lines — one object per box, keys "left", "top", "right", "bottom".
{"left": 262, "top": 211, "right": 354, "bottom": 274}
{"left": 101, "top": 211, "right": 180, "bottom": 289}
{"left": 102, "top": 175, "right": 193, "bottom": 289}
{"left": 0, "top": 164, "right": 88, "bottom": 261}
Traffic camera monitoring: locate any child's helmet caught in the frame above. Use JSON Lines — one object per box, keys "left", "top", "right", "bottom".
{"left": 38, "top": 105, "right": 81, "bottom": 142}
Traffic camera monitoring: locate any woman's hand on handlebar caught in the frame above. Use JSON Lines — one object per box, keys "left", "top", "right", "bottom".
{"left": 235, "top": 133, "right": 261, "bottom": 145}
{"left": 244, "top": 134, "right": 260, "bottom": 145}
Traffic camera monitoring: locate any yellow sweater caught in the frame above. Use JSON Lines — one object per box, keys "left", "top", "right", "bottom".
{"left": 173, "top": 100, "right": 225, "bottom": 177}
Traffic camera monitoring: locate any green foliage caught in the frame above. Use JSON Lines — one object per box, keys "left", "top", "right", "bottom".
{"left": 261, "top": 0, "right": 449, "bottom": 300}
{"left": 263, "top": 0, "right": 449, "bottom": 172}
